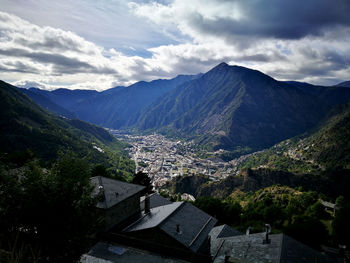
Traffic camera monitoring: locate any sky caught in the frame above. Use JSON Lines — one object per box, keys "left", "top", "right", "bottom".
{"left": 1, "top": 0, "right": 350, "bottom": 91}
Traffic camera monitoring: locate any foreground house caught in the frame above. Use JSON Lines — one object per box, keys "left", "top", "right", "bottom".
{"left": 118, "top": 201, "right": 217, "bottom": 262}
{"left": 86, "top": 177, "right": 337, "bottom": 263}
{"left": 87, "top": 177, "right": 216, "bottom": 262}
{"left": 90, "top": 176, "right": 145, "bottom": 230}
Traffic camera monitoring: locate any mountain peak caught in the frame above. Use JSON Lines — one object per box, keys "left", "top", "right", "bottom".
{"left": 214, "top": 62, "right": 229, "bottom": 68}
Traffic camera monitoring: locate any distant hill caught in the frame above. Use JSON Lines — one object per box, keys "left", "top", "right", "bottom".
{"left": 285, "top": 81, "right": 350, "bottom": 106}
{"left": 27, "top": 87, "right": 99, "bottom": 109}
{"left": 0, "top": 80, "right": 134, "bottom": 178}
{"left": 22, "top": 74, "right": 201, "bottom": 128}
{"left": 335, "top": 81, "right": 350, "bottom": 88}
{"left": 137, "top": 63, "right": 347, "bottom": 152}
{"left": 21, "top": 88, "right": 76, "bottom": 118}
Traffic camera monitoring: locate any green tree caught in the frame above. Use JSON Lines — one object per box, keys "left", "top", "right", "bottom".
{"left": 332, "top": 197, "right": 350, "bottom": 246}
{"left": 193, "top": 197, "right": 242, "bottom": 226}
{"left": 0, "top": 155, "right": 100, "bottom": 262}
{"left": 132, "top": 171, "right": 152, "bottom": 193}
{"left": 91, "top": 164, "right": 110, "bottom": 178}
{"left": 284, "top": 215, "right": 329, "bottom": 249}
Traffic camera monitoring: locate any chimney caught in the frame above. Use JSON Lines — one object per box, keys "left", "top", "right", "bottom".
{"left": 263, "top": 224, "right": 271, "bottom": 244}
{"left": 144, "top": 194, "right": 150, "bottom": 214}
{"left": 246, "top": 226, "right": 252, "bottom": 236}
{"left": 97, "top": 177, "right": 105, "bottom": 201}
{"left": 224, "top": 252, "right": 230, "bottom": 263}
{"left": 176, "top": 224, "right": 181, "bottom": 234}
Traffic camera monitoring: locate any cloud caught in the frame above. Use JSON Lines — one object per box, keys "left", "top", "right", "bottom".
{"left": 130, "top": 0, "right": 350, "bottom": 42}
{"left": 129, "top": 0, "right": 350, "bottom": 85}
{"left": 0, "top": 11, "right": 171, "bottom": 90}
{"left": 14, "top": 80, "right": 49, "bottom": 90}
{"left": 1, "top": 1, "right": 350, "bottom": 91}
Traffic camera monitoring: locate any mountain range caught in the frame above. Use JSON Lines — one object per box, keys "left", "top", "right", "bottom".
{"left": 22, "top": 74, "right": 200, "bottom": 129}
{"left": 18, "top": 62, "right": 350, "bottom": 155}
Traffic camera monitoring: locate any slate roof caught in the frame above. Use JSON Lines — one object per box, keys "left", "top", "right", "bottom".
{"left": 91, "top": 176, "right": 145, "bottom": 209}
{"left": 211, "top": 232, "right": 336, "bottom": 263}
{"left": 124, "top": 202, "right": 183, "bottom": 231}
{"left": 140, "top": 193, "right": 172, "bottom": 210}
{"left": 209, "top": 224, "right": 242, "bottom": 239}
{"left": 124, "top": 202, "right": 217, "bottom": 253}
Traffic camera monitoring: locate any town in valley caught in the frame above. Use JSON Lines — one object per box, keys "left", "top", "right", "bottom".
{"left": 110, "top": 130, "right": 243, "bottom": 190}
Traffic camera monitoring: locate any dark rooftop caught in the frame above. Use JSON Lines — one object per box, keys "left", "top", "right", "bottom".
{"left": 91, "top": 176, "right": 145, "bottom": 209}
{"left": 124, "top": 202, "right": 183, "bottom": 231}
{"left": 209, "top": 224, "right": 242, "bottom": 239}
{"left": 211, "top": 232, "right": 336, "bottom": 263}
{"left": 124, "top": 202, "right": 217, "bottom": 253}
{"left": 140, "top": 193, "right": 172, "bottom": 210}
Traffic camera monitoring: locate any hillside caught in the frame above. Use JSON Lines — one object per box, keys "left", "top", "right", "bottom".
{"left": 0, "top": 80, "right": 134, "bottom": 178}
{"left": 137, "top": 63, "right": 340, "bottom": 151}
{"left": 163, "top": 102, "right": 350, "bottom": 200}
{"left": 240, "top": 102, "right": 350, "bottom": 173}
{"left": 286, "top": 81, "right": 350, "bottom": 106}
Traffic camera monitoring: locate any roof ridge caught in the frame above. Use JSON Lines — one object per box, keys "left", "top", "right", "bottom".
{"left": 122, "top": 212, "right": 148, "bottom": 232}
{"left": 188, "top": 217, "right": 213, "bottom": 248}
{"left": 97, "top": 176, "right": 146, "bottom": 189}
{"left": 123, "top": 202, "right": 184, "bottom": 232}
{"left": 277, "top": 233, "right": 285, "bottom": 263}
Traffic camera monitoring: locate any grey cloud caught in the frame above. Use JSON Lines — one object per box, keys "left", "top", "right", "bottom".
{"left": 297, "top": 48, "right": 350, "bottom": 75}
{"left": 14, "top": 36, "right": 85, "bottom": 54}
{"left": 0, "top": 48, "right": 117, "bottom": 75}
{"left": 128, "top": 59, "right": 171, "bottom": 81}
{"left": 0, "top": 65, "right": 37, "bottom": 74}
{"left": 232, "top": 53, "right": 285, "bottom": 63}
{"left": 266, "top": 47, "right": 350, "bottom": 84}
{"left": 188, "top": 0, "right": 350, "bottom": 41}
{"left": 0, "top": 60, "right": 40, "bottom": 74}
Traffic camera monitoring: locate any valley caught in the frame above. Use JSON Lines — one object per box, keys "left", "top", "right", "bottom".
{"left": 111, "top": 131, "right": 238, "bottom": 189}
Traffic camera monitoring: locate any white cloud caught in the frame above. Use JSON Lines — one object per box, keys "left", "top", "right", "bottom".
{"left": 129, "top": 0, "right": 350, "bottom": 85}
{"left": 0, "top": 11, "right": 177, "bottom": 90}
{"left": 1, "top": 0, "right": 350, "bottom": 91}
